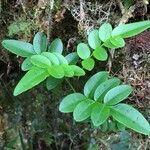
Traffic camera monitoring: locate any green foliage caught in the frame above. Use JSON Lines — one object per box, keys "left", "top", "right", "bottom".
{"left": 33, "top": 32, "right": 48, "bottom": 53}
{"left": 2, "top": 33, "right": 84, "bottom": 95}
{"left": 59, "top": 71, "right": 150, "bottom": 135}
{"left": 48, "top": 38, "right": 63, "bottom": 54}
{"left": 81, "top": 58, "right": 95, "bottom": 71}
{"left": 76, "top": 20, "right": 150, "bottom": 71}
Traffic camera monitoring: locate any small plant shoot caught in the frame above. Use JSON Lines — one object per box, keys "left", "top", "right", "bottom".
{"left": 2, "top": 32, "right": 83, "bottom": 96}
{"left": 59, "top": 71, "right": 150, "bottom": 135}
{"left": 77, "top": 21, "right": 150, "bottom": 71}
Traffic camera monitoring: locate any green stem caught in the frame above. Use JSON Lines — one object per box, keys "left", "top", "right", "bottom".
{"left": 65, "top": 79, "right": 76, "bottom": 93}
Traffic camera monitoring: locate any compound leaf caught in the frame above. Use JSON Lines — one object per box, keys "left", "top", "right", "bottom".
{"left": 84, "top": 71, "right": 109, "bottom": 99}
{"left": 111, "top": 104, "right": 150, "bottom": 135}
{"left": 48, "top": 38, "right": 63, "bottom": 54}
{"left": 104, "top": 85, "right": 133, "bottom": 105}
{"left": 59, "top": 93, "right": 86, "bottom": 113}
{"left": 2, "top": 40, "right": 35, "bottom": 57}
{"left": 33, "top": 32, "right": 48, "bottom": 54}
{"left": 77, "top": 43, "right": 91, "bottom": 59}
{"left": 14, "top": 67, "right": 49, "bottom": 96}
{"left": 88, "top": 29, "right": 101, "bottom": 49}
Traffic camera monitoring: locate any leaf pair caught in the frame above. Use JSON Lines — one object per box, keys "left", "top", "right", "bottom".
{"left": 59, "top": 71, "right": 150, "bottom": 135}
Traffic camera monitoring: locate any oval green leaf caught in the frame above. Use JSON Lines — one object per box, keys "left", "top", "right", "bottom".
{"left": 111, "top": 104, "right": 150, "bottom": 135}
{"left": 112, "top": 20, "right": 150, "bottom": 38}
{"left": 48, "top": 38, "right": 63, "bottom": 54}
{"left": 14, "top": 67, "right": 49, "bottom": 96}
{"left": 91, "top": 103, "right": 110, "bottom": 127}
{"left": 110, "top": 36, "right": 125, "bottom": 48}
{"left": 73, "top": 99, "right": 94, "bottom": 122}
{"left": 99, "top": 23, "right": 112, "bottom": 42}
{"left": 48, "top": 65, "right": 64, "bottom": 79}
{"left": 93, "top": 46, "right": 108, "bottom": 61}
{"left": 31, "top": 55, "right": 51, "bottom": 68}
{"left": 104, "top": 85, "right": 133, "bottom": 105}
{"left": 2, "top": 40, "right": 35, "bottom": 57}
{"left": 84, "top": 71, "right": 109, "bottom": 99}
{"left": 70, "top": 65, "right": 85, "bottom": 76}
{"left": 82, "top": 58, "right": 95, "bottom": 71}
{"left": 88, "top": 29, "right": 101, "bottom": 49}
{"left": 94, "top": 78, "right": 120, "bottom": 101}
{"left": 65, "top": 52, "right": 79, "bottom": 65}
{"left": 59, "top": 93, "right": 86, "bottom": 113}
{"left": 33, "top": 32, "right": 48, "bottom": 54}
{"left": 77, "top": 43, "right": 91, "bottom": 59}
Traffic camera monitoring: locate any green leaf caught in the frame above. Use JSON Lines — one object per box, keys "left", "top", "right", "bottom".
{"left": 48, "top": 38, "right": 63, "bottom": 54}
{"left": 65, "top": 52, "right": 79, "bottom": 65}
{"left": 93, "top": 46, "right": 108, "bottom": 61}
{"left": 31, "top": 55, "right": 51, "bottom": 68}
{"left": 77, "top": 43, "right": 91, "bottom": 59}
{"left": 14, "top": 67, "right": 49, "bottom": 96}
{"left": 99, "top": 23, "right": 112, "bottom": 42}
{"left": 91, "top": 103, "right": 110, "bottom": 127}
{"left": 53, "top": 52, "right": 68, "bottom": 64}
{"left": 104, "top": 85, "right": 133, "bottom": 105}
{"left": 88, "top": 29, "right": 101, "bottom": 49}
{"left": 48, "top": 65, "right": 64, "bottom": 79}
{"left": 33, "top": 32, "right": 48, "bottom": 54}
{"left": 41, "top": 52, "right": 59, "bottom": 65}
{"left": 46, "top": 76, "right": 63, "bottom": 90}
{"left": 112, "top": 20, "right": 150, "bottom": 38}
{"left": 21, "top": 57, "right": 33, "bottom": 71}
{"left": 59, "top": 93, "right": 86, "bottom": 113}
{"left": 84, "top": 71, "right": 109, "bottom": 99}
{"left": 110, "top": 36, "right": 125, "bottom": 48}
{"left": 103, "top": 39, "right": 120, "bottom": 48}
{"left": 73, "top": 99, "right": 94, "bottom": 122}
{"left": 82, "top": 58, "right": 95, "bottom": 71}
{"left": 94, "top": 78, "right": 120, "bottom": 101}
{"left": 111, "top": 104, "right": 150, "bottom": 135}
{"left": 2, "top": 40, "right": 35, "bottom": 57}
{"left": 62, "top": 65, "right": 74, "bottom": 77}
{"left": 70, "top": 65, "right": 85, "bottom": 76}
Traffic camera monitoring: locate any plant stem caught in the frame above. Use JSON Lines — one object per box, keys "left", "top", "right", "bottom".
{"left": 65, "top": 79, "right": 76, "bottom": 93}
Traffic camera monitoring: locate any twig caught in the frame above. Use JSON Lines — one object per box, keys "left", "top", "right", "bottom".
{"left": 47, "top": 0, "right": 54, "bottom": 42}
{"left": 65, "top": 79, "right": 76, "bottom": 93}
